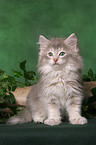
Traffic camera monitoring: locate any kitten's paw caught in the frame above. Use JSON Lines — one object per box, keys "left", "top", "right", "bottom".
{"left": 70, "top": 116, "right": 88, "bottom": 125}
{"left": 33, "top": 116, "right": 45, "bottom": 123}
{"left": 6, "top": 116, "right": 22, "bottom": 125}
{"left": 44, "top": 118, "right": 61, "bottom": 126}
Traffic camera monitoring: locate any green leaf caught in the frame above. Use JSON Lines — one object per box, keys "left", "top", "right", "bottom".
{"left": 24, "top": 71, "right": 36, "bottom": 80}
{"left": 88, "top": 68, "right": 94, "bottom": 81}
{"left": 12, "top": 85, "right": 17, "bottom": 91}
{"left": 1, "top": 77, "right": 8, "bottom": 83}
{"left": 4, "top": 92, "right": 15, "bottom": 104}
{"left": 12, "top": 70, "right": 22, "bottom": 78}
{"left": 16, "top": 106, "right": 24, "bottom": 114}
{"left": 9, "top": 92, "right": 15, "bottom": 104}
{"left": 19, "top": 60, "right": 26, "bottom": 71}
{"left": 82, "top": 105, "right": 88, "bottom": 112}
{"left": 7, "top": 76, "right": 16, "bottom": 86}
{"left": 0, "top": 70, "right": 4, "bottom": 75}
{"left": 25, "top": 80, "right": 31, "bottom": 86}
{"left": 82, "top": 74, "right": 91, "bottom": 82}
{"left": 8, "top": 85, "right": 17, "bottom": 92}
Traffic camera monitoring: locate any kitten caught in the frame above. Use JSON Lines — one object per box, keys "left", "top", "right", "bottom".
{"left": 6, "top": 33, "right": 87, "bottom": 125}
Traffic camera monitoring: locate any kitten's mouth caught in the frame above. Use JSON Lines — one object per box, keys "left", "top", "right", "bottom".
{"left": 54, "top": 63, "right": 59, "bottom": 66}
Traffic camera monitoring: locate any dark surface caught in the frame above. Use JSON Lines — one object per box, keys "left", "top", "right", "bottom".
{"left": 0, "top": 119, "right": 96, "bottom": 145}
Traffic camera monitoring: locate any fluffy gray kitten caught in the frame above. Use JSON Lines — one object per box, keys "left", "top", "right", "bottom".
{"left": 7, "top": 33, "right": 87, "bottom": 125}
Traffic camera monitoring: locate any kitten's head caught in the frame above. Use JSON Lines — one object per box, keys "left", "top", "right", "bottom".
{"left": 38, "top": 33, "right": 82, "bottom": 75}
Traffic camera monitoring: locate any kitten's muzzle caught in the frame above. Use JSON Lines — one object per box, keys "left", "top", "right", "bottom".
{"left": 53, "top": 58, "right": 58, "bottom": 63}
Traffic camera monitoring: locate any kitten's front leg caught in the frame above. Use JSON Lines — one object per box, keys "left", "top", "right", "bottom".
{"left": 67, "top": 103, "right": 87, "bottom": 125}
{"left": 44, "top": 101, "right": 61, "bottom": 126}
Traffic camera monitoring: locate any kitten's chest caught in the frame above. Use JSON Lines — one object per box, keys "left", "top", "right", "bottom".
{"left": 45, "top": 74, "right": 71, "bottom": 97}
{"left": 42, "top": 73, "right": 73, "bottom": 107}
{"left": 49, "top": 73, "right": 70, "bottom": 87}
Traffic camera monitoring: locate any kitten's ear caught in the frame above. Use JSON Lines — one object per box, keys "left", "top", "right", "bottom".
{"left": 64, "top": 33, "right": 79, "bottom": 51}
{"left": 38, "top": 35, "right": 50, "bottom": 49}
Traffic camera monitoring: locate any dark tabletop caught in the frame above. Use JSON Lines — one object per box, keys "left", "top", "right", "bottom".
{"left": 0, "top": 119, "right": 96, "bottom": 145}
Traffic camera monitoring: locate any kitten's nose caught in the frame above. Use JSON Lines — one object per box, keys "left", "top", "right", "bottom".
{"left": 53, "top": 58, "right": 58, "bottom": 63}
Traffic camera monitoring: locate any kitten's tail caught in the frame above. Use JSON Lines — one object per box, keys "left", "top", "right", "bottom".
{"left": 6, "top": 108, "right": 32, "bottom": 125}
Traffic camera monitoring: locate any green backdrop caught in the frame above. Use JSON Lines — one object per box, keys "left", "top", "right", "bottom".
{"left": 0, "top": 0, "right": 96, "bottom": 75}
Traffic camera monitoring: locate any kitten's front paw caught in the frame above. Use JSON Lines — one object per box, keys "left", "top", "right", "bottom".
{"left": 33, "top": 117, "right": 45, "bottom": 123}
{"left": 44, "top": 118, "right": 61, "bottom": 126}
{"left": 70, "top": 116, "right": 88, "bottom": 125}
{"left": 33, "top": 115, "right": 45, "bottom": 123}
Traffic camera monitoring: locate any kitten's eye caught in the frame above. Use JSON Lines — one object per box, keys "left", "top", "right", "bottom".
{"left": 59, "top": 52, "right": 65, "bottom": 56}
{"left": 48, "top": 52, "right": 53, "bottom": 56}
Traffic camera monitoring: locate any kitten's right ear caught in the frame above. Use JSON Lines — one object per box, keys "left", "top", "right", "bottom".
{"left": 64, "top": 33, "right": 79, "bottom": 52}
{"left": 38, "top": 35, "right": 50, "bottom": 49}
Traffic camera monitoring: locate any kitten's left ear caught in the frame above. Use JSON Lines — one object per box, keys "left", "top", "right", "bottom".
{"left": 38, "top": 35, "right": 50, "bottom": 49}
{"left": 64, "top": 33, "right": 79, "bottom": 52}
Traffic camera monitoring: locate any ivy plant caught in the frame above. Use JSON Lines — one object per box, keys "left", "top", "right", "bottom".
{"left": 82, "top": 69, "right": 96, "bottom": 118}
{"left": 0, "top": 60, "right": 38, "bottom": 122}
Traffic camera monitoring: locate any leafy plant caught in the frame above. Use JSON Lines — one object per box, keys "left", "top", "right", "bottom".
{"left": 82, "top": 68, "right": 96, "bottom": 82}
{"left": 0, "top": 60, "right": 38, "bottom": 121}
{"left": 82, "top": 69, "right": 96, "bottom": 118}
{"left": 82, "top": 87, "right": 96, "bottom": 118}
